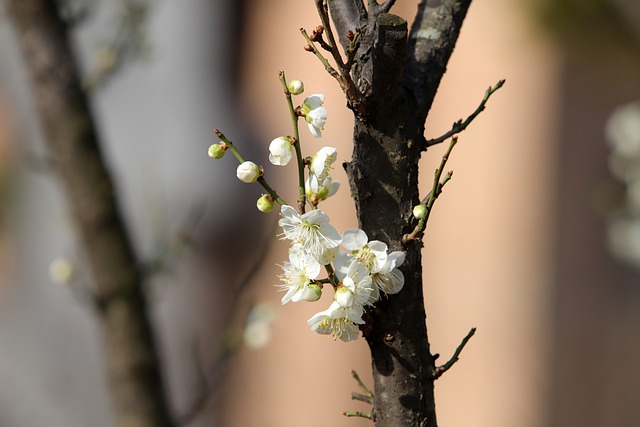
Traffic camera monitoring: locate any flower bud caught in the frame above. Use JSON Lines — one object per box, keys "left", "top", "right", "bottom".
{"left": 334, "top": 285, "right": 355, "bottom": 308}
{"left": 208, "top": 143, "right": 225, "bottom": 159}
{"left": 287, "top": 79, "right": 304, "bottom": 95}
{"left": 49, "top": 257, "right": 75, "bottom": 284}
{"left": 412, "top": 204, "right": 427, "bottom": 220}
{"left": 236, "top": 161, "right": 260, "bottom": 183}
{"left": 301, "top": 284, "right": 322, "bottom": 302}
{"left": 257, "top": 194, "right": 275, "bottom": 213}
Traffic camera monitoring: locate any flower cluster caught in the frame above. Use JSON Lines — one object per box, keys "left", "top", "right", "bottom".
{"left": 208, "top": 76, "right": 405, "bottom": 342}
{"left": 280, "top": 216, "right": 405, "bottom": 341}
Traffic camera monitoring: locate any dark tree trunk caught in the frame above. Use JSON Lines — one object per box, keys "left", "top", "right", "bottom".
{"left": 6, "top": 1, "right": 174, "bottom": 426}
{"left": 329, "top": 1, "right": 473, "bottom": 425}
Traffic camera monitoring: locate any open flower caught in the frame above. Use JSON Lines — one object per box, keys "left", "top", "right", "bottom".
{"left": 309, "top": 147, "right": 337, "bottom": 178}
{"left": 308, "top": 302, "right": 361, "bottom": 342}
{"left": 268, "top": 136, "right": 294, "bottom": 166}
{"left": 336, "top": 261, "right": 374, "bottom": 311}
{"left": 278, "top": 205, "right": 342, "bottom": 264}
{"left": 301, "top": 94, "right": 327, "bottom": 138}
{"left": 277, "top": 245, "right": 322, "bottom": 304}
{"left": 342, "top": 228, "right": 388, "bottom": 271}
{"left": 372, "top": 251, "right": 406, "bottom": 295}
{"left": 305, "top": 174, "right": 340, "bottom": 202}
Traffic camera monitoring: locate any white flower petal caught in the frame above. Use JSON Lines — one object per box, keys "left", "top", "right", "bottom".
{"left": 343, "top": 228, "right": 368, "bottom": 251}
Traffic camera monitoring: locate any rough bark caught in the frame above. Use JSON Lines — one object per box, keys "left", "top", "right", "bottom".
{"left": 6, "top": 1, "right": 174, "bottom": 426}
{"left": 330, "top": 1, "right": 473, "bottom": 426}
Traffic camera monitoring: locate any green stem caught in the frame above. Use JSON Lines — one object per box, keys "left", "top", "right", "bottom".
{"left": 278, "top": 71, "right": 306, "bottom": 213}
{"left": 214, "top": 129, "right": 288, "bottom": 206}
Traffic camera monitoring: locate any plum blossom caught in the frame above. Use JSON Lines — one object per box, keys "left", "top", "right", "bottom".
{"left": 307, "top": 302, "right": 361, "bottom": 342}
{"left": 278, "top": 205, "right": 342, "bottom": 264}
{"left": 371, "top": 251, "right": 406, "bottom": 295}
{"left": 301, "top": 94, "right": 327, "bottom": 138}
{"left": 268, "top": 136, "right": 294, "bottom": 166}
{"left": 278, "top": 245, "right": 322, "bottom": 304}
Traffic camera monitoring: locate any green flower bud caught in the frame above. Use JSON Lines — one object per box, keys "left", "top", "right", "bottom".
{"left": 208, "top": 143, "right": 225, "bottom": 159}
{"left": 287, "top": 79, "right": 304, "bottom": 95}
{"left": 413, "top": 204, "right": 427, "bottom": 220}
{"left": 256, "top": 194, "right": 275, "bottom": 213}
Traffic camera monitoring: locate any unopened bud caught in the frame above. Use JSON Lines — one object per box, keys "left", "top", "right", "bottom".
{"left": 49, "top": 257, "right": 75, "bottom": 284}
{"left": 334, "top": 285, "right": 355, "bottom": 308}
{"left": 236, "top": 161, "right": 260, "bottom": 183}
{"left": 412, "top": 204, "right": 427, "bottom": 220}
{"left": 256, "top": 194, "right": 275, "bottom": 213}
{"left": 301, "top": 284, "right": 322, "bottom": 302}
{"left": 287, "top": 80, "right": 304, "bottom": 95}
{"left": 304, "top": 44, "right": 314, "bottom": 52}
{"left": 347, "top": 30, "right": 355, "bottom": 41}
{"left": 208, "top": 143, "right": 225, "bottom": 159}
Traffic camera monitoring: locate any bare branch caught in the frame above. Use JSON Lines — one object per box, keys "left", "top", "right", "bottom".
{"left": 327, "top": 0, "right": 367, "bottom": 51}
{"left": 433, "top": 328, "right": 477, "bottom": 379}
{"left": 425, "top": 80, "right": 505, "bottom": 149}
{"left": 380, "top": 0, "right": 397, "bottom": 13}
{"left": 405, "top": 0, "right": 473, "bottom": 121}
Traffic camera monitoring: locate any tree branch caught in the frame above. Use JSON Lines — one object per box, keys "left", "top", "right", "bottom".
{"left": 433, "top": 328, "right": 476, "bottom": 379}
{"left": 424, "top": 80, "right": 505, "bottom": 149}
{"left": 6, "top": 1, "right": 174, "bottom": 426}
{"left": 405, "top": 0, "right": 473, "bottom": 122}
{"left": 327, "top": 0, "right": 367, "bottom": 51}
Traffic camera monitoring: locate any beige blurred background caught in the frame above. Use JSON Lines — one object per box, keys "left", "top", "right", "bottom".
{"left": 1, "top": 0, "right": 639, "bottom": 427}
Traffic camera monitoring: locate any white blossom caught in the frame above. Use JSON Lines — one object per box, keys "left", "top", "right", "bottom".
{"left": 305, "top": 174, "right": 340, "bottom": 202}
{"left": 268, "top": 136, "right": 294, "bottom": 166}
{"left": 307, "top": 302, "right": 361, "bottom": 342}
{"left": 342, "top": 228, "right": 388, "bottom": 271}
{"left": 301, "top": 94, "right": 327, "bottom": 138}
{"left": 309, "top": 146, "right": 337, "bottom": 178}
{"left": 278, "top": 205, "right": 342, "bottom": 264}
{"left": 372, "top": 251, "right": 406, "bottom": 295}
{"left": 277, "top": 245, "right": 322, "bottom": 304}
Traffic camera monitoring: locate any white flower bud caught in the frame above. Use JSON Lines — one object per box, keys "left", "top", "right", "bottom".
{"left": 413, "top": 204, "right": 427, "bottom": 220}
{"left": 49, "top": 257, "right": 75, "bottom": 284}
{"left": 208, "top": 143, "right": 225, "bottom": 159}
{"left": 287, "top": 79, "right": 304, "bottom": 95}
{"left": 300, "top": 284, "right": 322, "bottom": 302}
{"left": 268, "top": 136, "right": 293, "bottom": 166}
{"left": 334, "top": 285, "right": 355, "bottom": 308}
{"left": 236, "top": 161, "right": 260, "bottom": 183}
{"left": 256, "top": 194, "right": 275, "bottom": 213}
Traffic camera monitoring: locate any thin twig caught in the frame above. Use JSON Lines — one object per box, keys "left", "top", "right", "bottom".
{"left": 433, "top": 327, "right": 476, "bottom": 379}
{"left": 343, "top": 411, "right": 373, "bottom": 419}
{"left": 301, "top": 28, "right": 342, "bottom": 82}
{"left": 403, "top": 137, "right": 457, "bottom": 244}
{"left": 351, "top": 369, "right": 374, "bottom": 397}
{"left": 314, "top": 0, "right": 348, "bottom": 71}
{"left": 425, "top": 80, "right": 505, "bottom": 149}
{"left": 352, "top": 392, "right": 374, "bottom": 404}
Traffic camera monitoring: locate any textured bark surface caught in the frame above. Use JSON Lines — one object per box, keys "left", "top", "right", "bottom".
{"left": 6, "top": 1, "right": 174, "bottom": 426}
{"left": 330, "top": 1, "right": 473, "bottom": 426}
